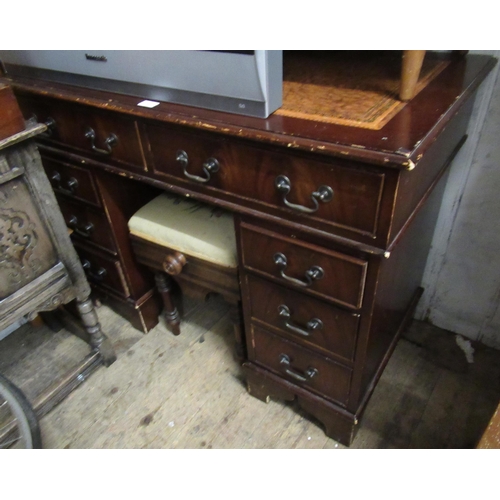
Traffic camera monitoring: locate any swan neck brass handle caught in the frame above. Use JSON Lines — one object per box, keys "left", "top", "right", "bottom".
{"left": 279, "top": 354, "right": 318, "bottom": 382}
{"left": 277, "top": 305, "right": 323, "bottom": 337}
{"left": 275, "top": 175, "right": 333, "bottom": 214}
{"left": 273, "top": 252, "right": 324, "bottom": 287}
{"left": 85, "top": 127, "right": 118, "bottom": 155}
{"left": 177, "top": 150, "right": 220, "bottom": 183}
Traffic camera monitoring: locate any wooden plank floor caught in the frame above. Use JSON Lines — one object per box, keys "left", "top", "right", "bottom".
{"left": 1, "top": 294, "right": 499, "bottom": 449}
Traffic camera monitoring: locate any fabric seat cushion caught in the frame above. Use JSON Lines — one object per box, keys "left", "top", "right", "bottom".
{"left": 128, "top": 193, "right": 237, "bottom": 268}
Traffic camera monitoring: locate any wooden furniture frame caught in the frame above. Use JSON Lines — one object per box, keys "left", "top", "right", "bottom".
{"left": 2, "top": 52, "right": 495, "bottom": 445}
{"left": 129, "top": 234, "right": 244, "bottom": 356}
{"left": 0, "top": 87, "right": 116, "bottom": 368}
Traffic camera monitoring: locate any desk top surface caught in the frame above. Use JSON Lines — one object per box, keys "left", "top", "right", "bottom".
{"left": 2, "top": 52, "right": 496, "bottom": 168}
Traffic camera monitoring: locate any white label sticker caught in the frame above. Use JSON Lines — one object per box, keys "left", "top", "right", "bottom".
{"left": 137, "top": 100, "right": 160, "bottom": 108}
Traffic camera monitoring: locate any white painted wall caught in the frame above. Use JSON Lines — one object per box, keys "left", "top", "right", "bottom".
{"left": 416, "top": 50, "right": 500, "bottom": 350}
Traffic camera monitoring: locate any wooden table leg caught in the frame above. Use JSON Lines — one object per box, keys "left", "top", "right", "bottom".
{"left": 400, "top": 50, "right": 426, "bottom": 101}
{"left": 76, "top": 298, "right": 117, "bottom": 366}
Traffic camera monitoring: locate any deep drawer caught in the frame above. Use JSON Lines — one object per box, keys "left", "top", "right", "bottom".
{"left": 16, "top": 96, "right": 146, "bottom": 171}
{"left": 144, "top": 123, "right": 386, "bottom": 239}
{"left": 75, "top": 245, "right": 129, "bottom": 298}
{"left": 245, "top": 275, "right": 360, "bottom": 362}
{"left": 249, "top": 325, "right": 352, "bottom": 406}
{"left": 239, "top": 222, "right": 367, "bottom": 309}
{"left": 42, "top": 156, "right": 101, "bottom": 207}
{"left": 56, "top": 196, "right": 116, "bottom": 254}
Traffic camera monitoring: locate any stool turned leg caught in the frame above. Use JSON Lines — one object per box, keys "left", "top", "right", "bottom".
{"left": 76, "top": 298, "right": 117, "bottom": 366}
{"left": 155, "top": 272, "right": 181, "bottom": 336}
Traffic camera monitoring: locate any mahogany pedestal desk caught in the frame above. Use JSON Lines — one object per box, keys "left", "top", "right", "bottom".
{"left": 3, "top": 52, "right": 495, "bottom": 445}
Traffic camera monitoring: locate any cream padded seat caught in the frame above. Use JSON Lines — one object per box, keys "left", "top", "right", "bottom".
{"left": 128, "top": 192, "right": 243, "bottom": 354}
{"left": 128, "top": 193, "right": 237, "bottom": 267}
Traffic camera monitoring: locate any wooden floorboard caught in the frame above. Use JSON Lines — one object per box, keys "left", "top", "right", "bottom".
{"left": 2, "top": 294, "right": 500, "bottom": 449}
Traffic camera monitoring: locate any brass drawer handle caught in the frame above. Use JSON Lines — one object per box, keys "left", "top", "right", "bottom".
{"left": 275, "top": 175, "right": 333, "bottom": 214}
{"left": 273, "top": 252, "right": 324, "bottom": 287}
{"left": 85, "top": 127, "right": 118, "bottom": 155}
{"left": 50, "top": 171, "right": 79, "bottom": 195}
{"left": 176, "top": 150, "right": 220, "bottom": 183}
{"left": 279, "top": 354, "right": 318, "bottom": 383}
{"left": 68, "top": 215, "right": 94, "bottom": 238}
{"left": 82, "top": 259, "right": 107, "bottom": 282}
{"left": 277, "top": 305, "right": 323, "bottom": 337}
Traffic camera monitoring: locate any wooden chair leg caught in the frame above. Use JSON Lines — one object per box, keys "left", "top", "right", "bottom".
{"left": 155, "top": 271, "right": 181, "bottom": 336}
{"left": 400, "top": 50, "right": 426, "bottom": 101}
{"left": 76, "top": 297, "right": 117, "bottom": 366}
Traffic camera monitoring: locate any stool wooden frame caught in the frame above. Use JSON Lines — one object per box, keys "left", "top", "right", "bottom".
{"left": 129, "top": 234, "right": 244, "bottom": 357}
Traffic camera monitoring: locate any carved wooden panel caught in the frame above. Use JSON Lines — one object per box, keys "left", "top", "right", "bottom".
{"left": 0, "top": 177, "right": 58, "bottom": 299}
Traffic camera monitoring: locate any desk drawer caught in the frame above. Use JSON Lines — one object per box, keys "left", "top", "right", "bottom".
{"left": 42, "top": 156, "right": 101, "bottom": 207}
{"left": 56, "top": 197, "right": 116, "bottom": 253}
{"left": 249, "top": 326, "right": 352, "bottom": 406}
{"left": 75, "top": 246, "right": 129, "bottom": 298}
{"left": 17, "top": 96, "right": 145, "bottom": 171}
{"left": 145, "top": 123, "right": 385, "bottom": 238}
{"left": 240, "top": 223, "right": 367, "bottom": 309}
{"left": 245, "top": 275, "right": 360, "bottom": 362}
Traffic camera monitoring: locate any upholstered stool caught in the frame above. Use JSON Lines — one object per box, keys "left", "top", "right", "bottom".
{"left": 128, "top": 193, "right": 243, "bottom": 355}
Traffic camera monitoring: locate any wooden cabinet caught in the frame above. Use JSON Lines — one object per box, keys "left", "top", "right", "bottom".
{"left": 4, "top": 51, "right": 495, "bottom": 445}
{"left": 9, "top": 119, "right": 162, "bottom": 333}
{"left": 46, "top": 150, "right": 162, "bottom": 333}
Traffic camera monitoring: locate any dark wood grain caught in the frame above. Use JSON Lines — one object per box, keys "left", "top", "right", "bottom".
{"left": 14, "top": 95, "right": 147, "bottom": 172}
{"left": 248, "top": 325, "right": 352, "bottom": 406}
{"left": 39, "top": 149, "right": 162, "bottom": 333}
{"left": 244, "top": 274, "right": 360, "bottom": 363}
{"left": 41, "top": 155, "right": 101, "bottom": 207}
{"left": 239, "top": 221, "right": 368, "bottom": 309}
{"left": 3, "top": 52, "right": 495, "bottom": 167}
{"left": 3, "top": 52, "right": 495, "bottom": 446}
{"left": 0, "top": 84, "right": 25, "bottom": 140}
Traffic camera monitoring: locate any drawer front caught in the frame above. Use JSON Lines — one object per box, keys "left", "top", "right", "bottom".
{"left": 17, "top": 96, "right": 145, "bottom": 171}
{"left": 245, "top": 275, "right": 360, "bottom": 362}
{"left": 56, "top": 197, "right": 116, "bottom": 253}
{"left": 145, "top": 123, "right": 385, "bottom": 238}
{"left": 42, "top": 156, "right": 101, "bottom": 207}
{"left": 249, "top": 326, "right": 352, "bottom": 406}
{"left": 240, "top": 223, "right": 367, "bottom": 309}
{"left": 75, "top": 245, "right": 129, "bottom": 298}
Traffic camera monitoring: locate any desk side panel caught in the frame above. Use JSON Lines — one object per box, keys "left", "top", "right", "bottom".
{"left": 350, "top": 168, "right": 451, "bottom": 413}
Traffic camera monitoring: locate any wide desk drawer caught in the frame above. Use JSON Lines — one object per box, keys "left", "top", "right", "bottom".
{"left": 56, "top": 196, "right": 116, "bottom": 254}
{"left": 144, "top": 123, "right": 386, "bottom": 239}
{"left": 239, "top": 223, "right": 367, "bottom": 310}
{"left": 245, "top": 275, "right": 360, "bottom": 363}
{"left": 249, "top": 326, "right": 352, "bottom": 407}
{"left": 17, "top": 96, "right": 145, "bottom": 171}
{"left": 42, "top": 156, "right": 101, "bottom": 207}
